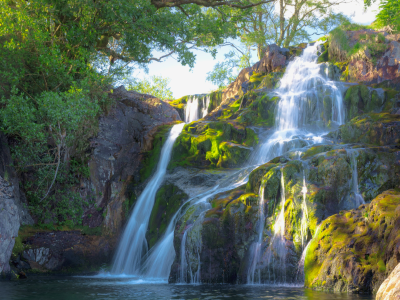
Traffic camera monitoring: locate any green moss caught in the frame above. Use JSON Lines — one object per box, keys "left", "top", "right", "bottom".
{"left": 305, "top": 190, "right": 400, "bottom": 291}
{"left": 147, "top": 184, "right": 188, "bottom": 248}
{"left": 303, "top": 145, "right": 333, "bottom": 159}
{"left": 317, "top": 48, "right": 329, "bottom": 63}
{"left": 141, "top": 124, "right": 174, "bottom": 180}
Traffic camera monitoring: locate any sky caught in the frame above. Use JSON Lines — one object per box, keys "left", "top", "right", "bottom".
{"left": 133, "top": 1, "right": 380, "bottom": 99}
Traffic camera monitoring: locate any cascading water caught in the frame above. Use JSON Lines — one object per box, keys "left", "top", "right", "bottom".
{"left": 247, "top": 185, "right": 266, "bottom": 284}
{"left": 184, "top": 96, "right": 210, "bottom": 123}
{"left": 300, "top": 170, "right": 309, "bottom": 250}
{"left": 184, "top": 96, "right": 199, "bottom": 123}
{"left": 252, "top": 42, "right": 345, "bottom": 166}
{"left": 264, "top": 170, "right": 287, "bottom": 284}
{"left": 111, "top": 123, "right": 185, "bottom": 275}
{"left": 201, "top": 96, "right": 210, "bottom": 118}
{"left": 347, "top": 149, "right": 365, "bottom": 207}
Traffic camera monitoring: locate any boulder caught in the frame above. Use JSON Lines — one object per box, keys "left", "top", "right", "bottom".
{"left": 376, "top": 263, "right": 400, "bottom": 300}
{"left": 305, "top": 190, "right": 400, "bottom": 293}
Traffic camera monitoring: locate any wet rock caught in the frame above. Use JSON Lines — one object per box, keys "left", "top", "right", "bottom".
{"left": 22, "top": 230, "right": 116, "bottom": 273}
{"left": 376, "top": 262, "right": 400, "bottom": 300}
{"left": 0, "top": 176, "right": 20, "bottom": 275}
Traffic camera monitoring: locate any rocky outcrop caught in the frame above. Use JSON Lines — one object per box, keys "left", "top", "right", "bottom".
{"left": 221, "top": 44, "right": 301, "bottom": 104}
{"left": 8, "top": 86, "right": 182, "bottom": 275}
{"left": 0, "top": 176, "right": 20, "bottom": 275}
{"left": 82, "top": 86, "right": 181, "bottom": 234}
{"left": 305, "top": 189, "right": 400, "bottom": 293}
{"left": 16, "top": 230, "right": 116, "bottom": 273}
{"left": 376, "top": 262, "right": 400, "bottom": 300}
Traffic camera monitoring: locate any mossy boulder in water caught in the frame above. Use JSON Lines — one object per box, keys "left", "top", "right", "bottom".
{"left": 169, "top": 186, "right": 259, "bottom": 283}
{"left": 305, "top": 189, "right": 400, "bottom": 293}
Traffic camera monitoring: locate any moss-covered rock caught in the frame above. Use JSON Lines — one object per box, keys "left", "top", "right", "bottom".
{"left": 305, "top": 189, "right": 400, "bottom": 293}
{"left": 169, "top": 186, "right": 259, "bottom": 283}
{"left": 330, "top": 113, "right": 400, "bottom": 146}
{"left": 146, "top": 184, "right": 188, "bottom": 248}
{"left": 168, "top": 121, "right": 258, "bottom": 170}
{"left": 344, "top": 85, "right": 386, "bottom": 120}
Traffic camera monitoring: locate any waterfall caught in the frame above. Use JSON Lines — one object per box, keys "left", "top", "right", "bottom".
{"left": 184, "top": 95, "right": 210, "bottom": 123}
{"left": 295, "top": 241, "right": 310, "bottom": 283}
{"left": 347, "top": 149, "right": 365, "bottom": 207}
{"left": 251, "top": 43, "right": 344, "bottom": 166}
{"left": 121, "top": 42, "right": 346, "bottom": 284}
{"left": 247, "top": 185, "right": 266, "bottom": 284}
{"left": 111, "top": 123, "right": 185, "bottom": 275}
{"left": 260, "top": 169, "right": 287, "bottom": 284}
{"left": 275, "top": 42, "right": 345, "bottom": 131}
{"left": 184, "top": 97, "right": 199, "bottom": 123}
{"left": 201, "top": 96, "right": 210, "bottom": 118}
{"left": 300, "top": 170, "right": 308, "bottom": 249}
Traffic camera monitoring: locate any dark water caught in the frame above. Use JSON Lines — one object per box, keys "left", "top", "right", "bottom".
{"left": 0, "top": 276, "right": 374, "bottom": 300}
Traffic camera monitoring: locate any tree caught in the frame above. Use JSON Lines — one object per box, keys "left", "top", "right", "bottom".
{"left": 128, "top": 76, "right": 174, "bottom": 99}
{"left": 375, "top": 0, "right": 400, "bottom": 32}
{"left": 206, "top": 48, "right": 253, "bottom": 89}
{"left": 235, "top": 0, "right": 348, "bottom": 55}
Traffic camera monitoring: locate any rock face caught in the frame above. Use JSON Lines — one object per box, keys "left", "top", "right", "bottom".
{"left": 85, "top": 86, "right": 180, "bottom": 234}
{"left": 376, "top": 263, "right": 400, "bottom": 300}
{"left": 0, "top": 134, "right": 33, "bottom": 225}
{"left": 0, "top": 176, "right": 20, "bottom": 274}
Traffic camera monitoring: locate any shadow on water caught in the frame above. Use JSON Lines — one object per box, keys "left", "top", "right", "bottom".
{"left": 0, "top": 276, "right": 374, "bottom": 300}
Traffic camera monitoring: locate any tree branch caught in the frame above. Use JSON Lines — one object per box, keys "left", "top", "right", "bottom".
{"left": 151, "top": 0, "right": 275, "bottom": 9}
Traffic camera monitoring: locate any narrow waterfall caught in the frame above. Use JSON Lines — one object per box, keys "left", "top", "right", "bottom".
{"left": 347, "top": 150, "right": 365, "bottom": 207}
{"left": 111, "top": 123, "right": 185, "bottom": 275}
{"left": 247, "top": 185, "right": 266, "bottom": 284}
{"left": 295, "top": 241, "right": 310, "bottom": 283}
{"left": 184, "top": 97, "right": 199, "bottom": 123}
{"left": 300, "top": 170, "right": 308, "bottom": 249}
{"left": 184, "top": 95, "right": 210, "bottom": 123}
{"left": 201, "top": 96, "right": 210, "bottom": 118}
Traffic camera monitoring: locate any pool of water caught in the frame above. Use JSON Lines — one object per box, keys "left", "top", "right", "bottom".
{"left": 0, "top": 276, "right": 374, "bottom": 300}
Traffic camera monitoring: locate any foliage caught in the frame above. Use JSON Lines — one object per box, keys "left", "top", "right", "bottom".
{"left": 375, "top": 0, "right": 400, "bottom": 32}
{"left": 232, "top": 0, "right": 348, "bottom": 55}
{"left": 0, "top": 0, "right": 254, "bottom": 226}
{"left": 206, "top": 48, "right": 253, "bottom": 89}
{"left": 328, "top": 22, "right": 388, "bottom": 64}
{"left": 127, "top": 75, "right": 174, "bottom": 99}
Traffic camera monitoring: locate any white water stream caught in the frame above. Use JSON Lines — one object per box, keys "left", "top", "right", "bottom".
{"left": 111, "top": 123, "right": 185, "bottom": 275}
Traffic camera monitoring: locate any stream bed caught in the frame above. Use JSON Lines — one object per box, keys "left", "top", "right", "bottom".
{"left": 0, "top": 276, "right": 374, "bottom": 300}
